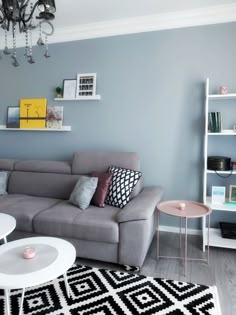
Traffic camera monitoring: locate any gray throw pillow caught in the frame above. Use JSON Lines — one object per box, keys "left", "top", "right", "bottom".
{"left": 0, "top": 171, "right": 9, "bottom": 195}
{"left": 69, "top": 176, "right": 98, "bottom": 210}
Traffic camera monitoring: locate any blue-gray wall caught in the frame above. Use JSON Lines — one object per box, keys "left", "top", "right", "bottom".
{"left": 1, "top": 22, "right": 236, "bottom": 229}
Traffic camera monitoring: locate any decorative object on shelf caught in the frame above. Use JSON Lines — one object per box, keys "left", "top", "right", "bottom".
{"left": 46, "top": 106, "right": 63, "bottom": 129}
{"left": 63, "top": 79, "right": 76, "bottom": 99}
{"left": 220, "top": 222, "right": 236, "bottom": 239}
{"left": 229, "top": 185, "right": 236, "bottom": 203}
{"left": 76, "top": 73, "right": 97, "bottom": 98}
{"left": 55, "top": 86, "right": 62, "bottom": 98}
{"left": 207, "top": 156, "right": 231, "bottom": 171}
{"left": 20, "top": 98, "right": 47, "bottom": 128}
{"left": 211, "top": 186, "right": 225, "bottom": 205}
{"left": 219, "top": 85, "right": 228, "bottom": 94}
{"left": 6, "top": 106, "right": 20, "bottom": 128}
{"left": 0, "top": 0, "right": 56, "bottom": 66}
{"left": 208, "top": 112, "right": 222, "bottom": 132}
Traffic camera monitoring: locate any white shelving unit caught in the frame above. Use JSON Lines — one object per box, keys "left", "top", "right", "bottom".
{"left": 202, "top": 78, "right": 236, "bottom": 251}
{"left": 0, "top": 125, "right": 71, "bottom": 131}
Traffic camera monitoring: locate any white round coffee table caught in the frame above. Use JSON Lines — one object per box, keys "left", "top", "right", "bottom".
{"left": 0, "top": 213, "right": 16, "bottom": 244}
{"left": 0, "top": 237, "right": 76, "bottom": 315}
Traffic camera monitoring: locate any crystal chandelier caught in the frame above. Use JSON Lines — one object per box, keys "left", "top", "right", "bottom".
{"left": 0, "top": 0, "right": 56, "bottom": 66}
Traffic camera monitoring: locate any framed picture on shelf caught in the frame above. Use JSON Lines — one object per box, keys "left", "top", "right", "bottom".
{"left": 211, "top": 186, "right": 225, "bottom": 205}
{"left": 63, "top": 79, "right": 76, "bottom": 99}
{"left": 46, "top": 106, "right": 63, "bottom": 129}
{"left": 229, "top": 185, "right": 236, "bottom": 203}
{"left": 76, "top": 73, "right": 96, "bottom": 98}
{"left": 6, "top": 106, "right": 20, "bottom": 128}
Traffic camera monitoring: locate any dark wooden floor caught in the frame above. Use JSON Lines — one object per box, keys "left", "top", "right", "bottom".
{"left": 76, "top": 232, "right": 236, "bottom": 315}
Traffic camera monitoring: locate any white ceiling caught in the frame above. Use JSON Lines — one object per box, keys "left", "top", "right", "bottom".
{"left": 54, "top": 0, "right": 236, "bottom": 27}
{"left": 1, "top": 0, "right": 236, "bottom": 47}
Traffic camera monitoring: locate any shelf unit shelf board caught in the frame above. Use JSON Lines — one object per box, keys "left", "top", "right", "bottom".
{"left": 206, "top": 170, "right": 236, "bottom": 175}
{"left": 0, "top": 125, "right": 71, "bottom": 131}
{"left": 205, "top": 228, "right": 236, "bottom": 249}
{"left": 208, "top": 93, "right": 236, "bottom": 100}
{"left": 54, "top": 95, "right": 101, "bottom": 101}
{"left": 206, "top": 197, "right": 236, "bottom": 212}
{"left": 208, "top": 129, "right": 236, "bottom": 136}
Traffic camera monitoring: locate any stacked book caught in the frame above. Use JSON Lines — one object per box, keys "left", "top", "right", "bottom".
{"left": 208, "top": 112, "right": 222, "bottom": 132}
{"left": 232, "top": 161, "right": 236, "bottom": 171}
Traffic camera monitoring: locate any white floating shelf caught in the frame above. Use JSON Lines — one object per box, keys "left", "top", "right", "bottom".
{"left": 54, "top": 95, "right": 101, "bottom": 101}
{"left": 208, "top": 129, "right": 236, "bottom": 135}
{"left": 206, "top": 197, "right": 236, "bottom": 212}
{"left": 208, "top": 93, "right": 236, "bottom": 100}
{"left": 0, "top": 125, "right": 71, "bottom": 131}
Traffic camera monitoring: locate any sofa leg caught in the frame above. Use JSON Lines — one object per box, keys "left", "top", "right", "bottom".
{"left": 123, "top": 265, "right": 140, "bottom": 273}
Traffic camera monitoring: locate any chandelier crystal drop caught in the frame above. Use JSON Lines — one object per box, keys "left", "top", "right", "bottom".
{"left": 0, "top": 0, "right": 56, "bottom": 66}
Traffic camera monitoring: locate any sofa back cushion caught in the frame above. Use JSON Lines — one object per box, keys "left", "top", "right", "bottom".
{"left": 72, "top": 152, "right": 143, "bottom": 197}
{"left": 8, "top": 172, "right": 79, "bottom": 199}
{"left": 14, "top": 160, "right": 72, "bottom": 174}
{"left": 0, "top": 159, "right": 16, "bottom": 171}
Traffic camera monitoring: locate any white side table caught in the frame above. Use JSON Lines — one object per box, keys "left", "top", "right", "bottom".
{"left": 157, "top": 200, "right": 212, "bottom": 276}
{"left": 0, "top": 236, "right": 76, "bottom": 315}
{"left": 0, "top": 213, "right": 16, "bottom": 244}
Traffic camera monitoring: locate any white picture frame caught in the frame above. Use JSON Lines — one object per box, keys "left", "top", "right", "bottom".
{"left": 229, "top": 185, "right": 236, "bottom": 203}
{"left": 76, "top": 73, "right": 97, "bottom": 98}
{"left": 63, "top": 79, "right": 76, "bottom": 99}
{"left": 211, "top": 186, "right": 226, "bottom": 205}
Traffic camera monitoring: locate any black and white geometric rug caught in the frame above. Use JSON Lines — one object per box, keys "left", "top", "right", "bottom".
{"left": 0, "top": 264, "right": 221, "bottom": 315}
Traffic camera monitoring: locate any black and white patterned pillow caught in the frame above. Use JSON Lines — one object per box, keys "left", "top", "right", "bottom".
{"left": 105, "top": 166, "right": 142, "bottom": 208}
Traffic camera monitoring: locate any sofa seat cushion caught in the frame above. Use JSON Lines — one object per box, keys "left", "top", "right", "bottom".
{"left": 0, "top": 194, "right": 60, "bottom": 232}
{"left": 33, "top": 200, "right": 120, "bottom": 244}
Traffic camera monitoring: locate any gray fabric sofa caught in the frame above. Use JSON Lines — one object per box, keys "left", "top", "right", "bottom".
{"left": 0, "top": 152, "right": 164, "bottom": 269}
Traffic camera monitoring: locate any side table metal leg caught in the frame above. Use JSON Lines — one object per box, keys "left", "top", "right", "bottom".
{"left": 5, "top": 289, "right": 10, "bottom": 315}
{"left": 64, "top": 272, "right": 71, "bottom": 298}
{"left": 3, "top": 236, "right": 7, "bottom": 244}
{"left": 207, "top": 214, "right": 211, "bottom": 264}
{"left": 156, "top": 209, "right": 160, "bottom": 259}
{"left": 179, "top": 217, "right": 182, "bottom": 257}
{"left": 184, "top": 217, "right": 188, "bottom": 276}
{"left": 19, "top": 288, "right": 25, "bottom": 315}
{"left": 202, "top": 216, "right": 206, "bottom": 252}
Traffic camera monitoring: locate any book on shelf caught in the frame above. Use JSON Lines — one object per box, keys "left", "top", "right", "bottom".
{"left": 211, "top": 186, "right": 225, "bottom": 205}
{"left": 224, "top": 202, "right": 236, "bottom": 207}
{"left": 208, "top": 112, "right": 222, "bottom": 132}
{"left": 231, "top": 161, "right": 236, "bottom": 170}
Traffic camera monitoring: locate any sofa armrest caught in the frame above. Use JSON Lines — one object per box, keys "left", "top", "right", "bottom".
{"left": 116, "top": 186, "right": 164, "bottom": 223}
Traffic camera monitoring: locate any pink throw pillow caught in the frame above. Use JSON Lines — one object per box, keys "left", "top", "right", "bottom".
{"left": 91, "top": 172, "right": 112, "bottom": 207}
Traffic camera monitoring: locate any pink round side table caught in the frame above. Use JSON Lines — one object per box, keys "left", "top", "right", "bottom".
{"left": 157, "top": 200, "right": 212, "bottom": 276}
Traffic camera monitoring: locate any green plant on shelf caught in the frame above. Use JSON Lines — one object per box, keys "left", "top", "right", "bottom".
{"left": 55, "top": 86, "right": 62, "bottom": 98}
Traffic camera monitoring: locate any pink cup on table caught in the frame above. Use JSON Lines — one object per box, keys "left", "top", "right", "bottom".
{"left": 179, "top": 202, "right": 186, "bottom": 210}
{"left": 23, "top": 246, "right": 36, "bottom": 259}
